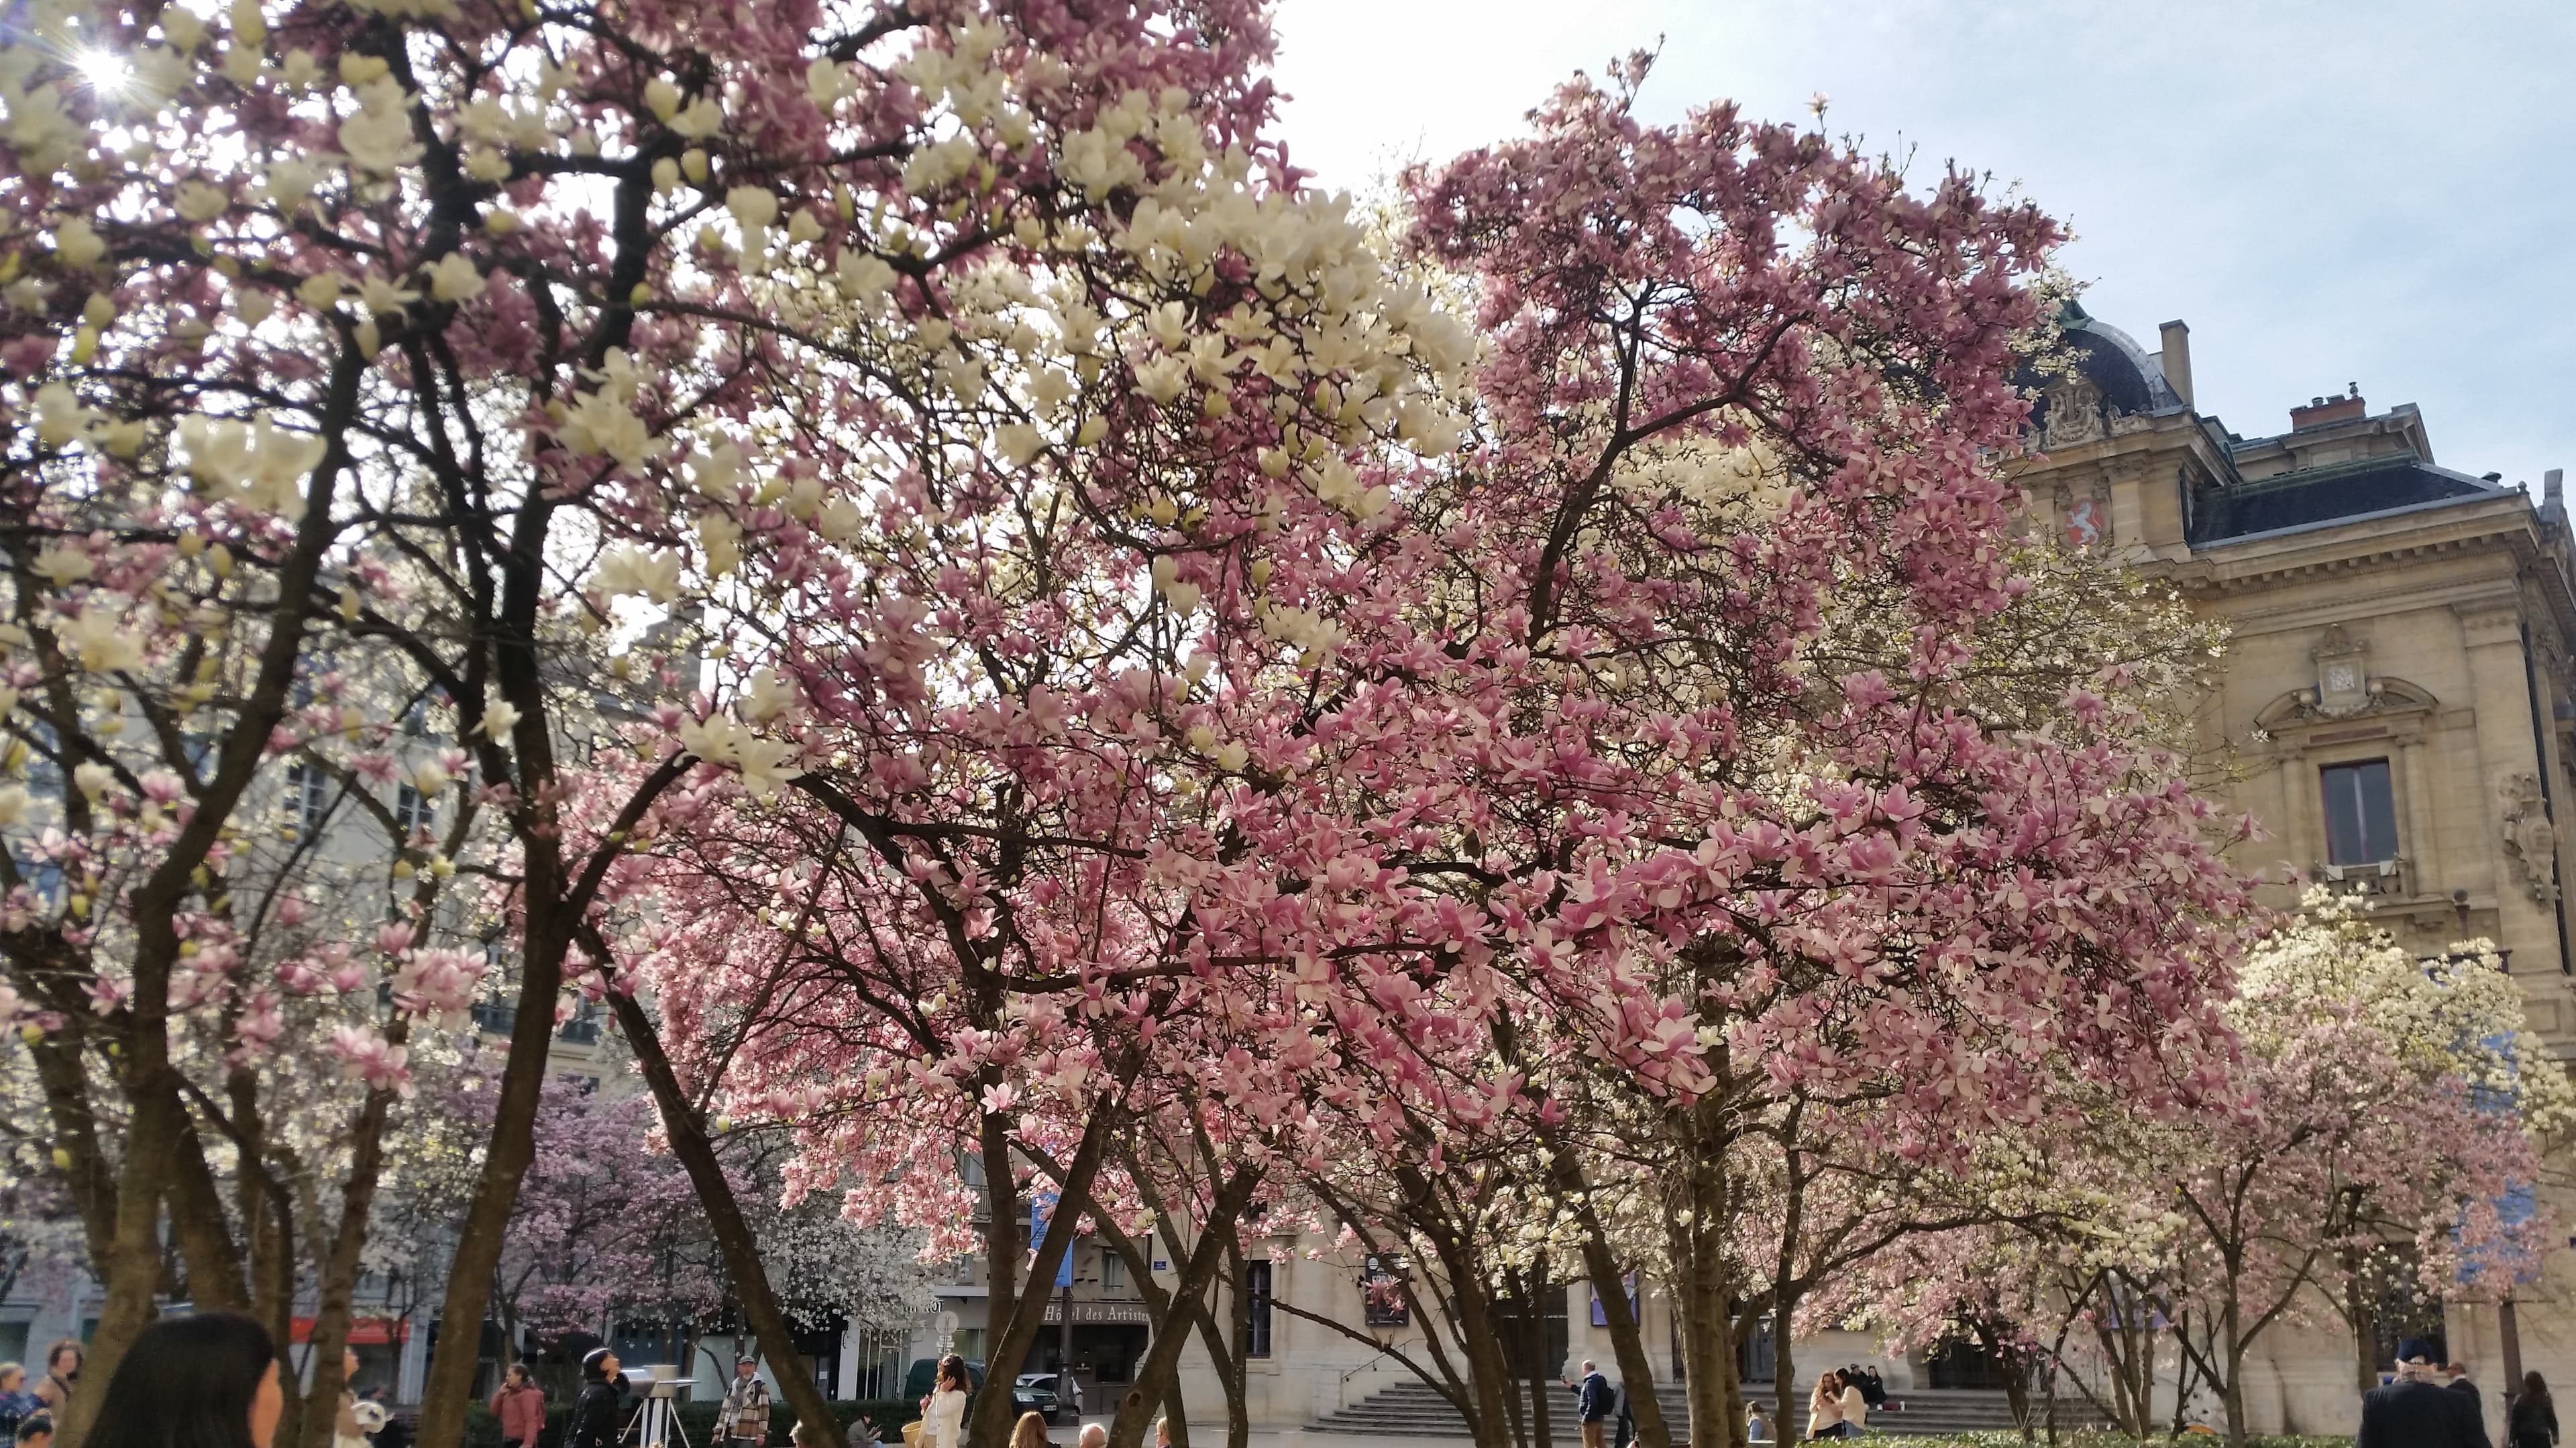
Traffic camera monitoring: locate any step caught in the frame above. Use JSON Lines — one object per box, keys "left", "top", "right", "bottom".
{"left": 1310, "top": 1382, "right": 2045, "bottom": 1439}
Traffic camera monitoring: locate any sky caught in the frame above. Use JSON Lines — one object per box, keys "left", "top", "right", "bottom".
{"left": 1269, "top": 0, "right": 2574, "bottom": 489}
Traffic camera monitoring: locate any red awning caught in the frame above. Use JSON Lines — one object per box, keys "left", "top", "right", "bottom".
{"left": 288, "top": 1318, "right": 411, "bottom": 1346}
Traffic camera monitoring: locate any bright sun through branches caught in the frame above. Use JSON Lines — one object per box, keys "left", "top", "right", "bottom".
{"left": 72, "top": 47, "right": 130, "bottom": 97}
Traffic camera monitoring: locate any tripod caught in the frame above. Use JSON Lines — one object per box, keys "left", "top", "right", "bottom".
{"left": 624, "top": 1380, "right": 696, "bottom": 1448}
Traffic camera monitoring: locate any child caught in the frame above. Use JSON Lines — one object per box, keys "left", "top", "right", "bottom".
{"left": 17, "top": 1412, "right": 52, "bottom": 1448}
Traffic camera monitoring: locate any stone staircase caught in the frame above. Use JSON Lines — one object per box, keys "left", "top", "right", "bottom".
{"left": 1309, "top": 1377, "right": 2049, "bottom": 1439}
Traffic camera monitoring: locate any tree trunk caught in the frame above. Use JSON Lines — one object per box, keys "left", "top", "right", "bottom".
{"left": 296, "top": 1059, "right": 408, "bottom": 1448}
{"left": 62, "top": 1082, "right": 182, "bottom": 1448}
{"left": 1522, "top": 1258, "right": 1552, "bottom": 1448}
{"left": 2220, "top": 1295, "right": 2248, "bottom": 1448}
{"left": 1511, "top": 1020, "right": 1668, "bottom": 1448}
{"left": 1414, "top": 1215, "right": 1515, "bottom": 1448}
{"left": 1212, "top": 1241, "right": 1246, "bottom": 1448}
{"left": 169, "top": 1109, "right": 250, "bottom": 1312}
{"left": 413, "top": 907, "right": 570, "bottom": 1448}
{"left": 1674, "top": 1105, "right": 1743, "bottom": 1448}
{"left": 2343, "top": 1249, "right": 2379, "bottom": 1392}
{"left": 1104, "top": 1164, "right": 1260, "bottom": 1448}
{"left": 601, "top": 979, "right": 844, "bottom": 1448}
{"left": 26, "top": 1029, "right": 116, "bottom": 1268}
{"left": 973, "top": 1113, "right": 1122, "bottom": 1448}
{"left": 1535, "top": 1129, "right": 1668, "bottom": 1448}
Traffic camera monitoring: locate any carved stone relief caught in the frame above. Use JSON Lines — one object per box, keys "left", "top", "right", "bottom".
{"left": 2312, "top": 624, "right": 2373, "bottom": 718}
{"left": 2041, "top": 376, "right": 2105, "bottom": 448}
{"left": 2501, "top": 771, "right": 2562, "bottom": 903}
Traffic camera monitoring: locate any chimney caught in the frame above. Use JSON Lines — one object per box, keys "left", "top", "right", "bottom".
{"left": 2157, "top": 320, "right": 2194, "bottom": 409}
{"left": 2290, "top": 385, "right": 2366, "bottom": 431}
{"left": 2548, "top": 467, "right": 2565, "bottom": 512}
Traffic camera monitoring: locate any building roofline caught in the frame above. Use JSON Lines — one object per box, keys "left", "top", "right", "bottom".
{"left": 2193, "top": 488, "right": 2513, "bottom": 551}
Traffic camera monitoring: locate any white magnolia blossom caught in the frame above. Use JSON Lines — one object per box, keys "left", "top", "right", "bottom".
{"left": 592, "top": 545, "right": 684, "bottom": 603}
{"left": 177, "top": 413, "right": 327, "bottom": 520}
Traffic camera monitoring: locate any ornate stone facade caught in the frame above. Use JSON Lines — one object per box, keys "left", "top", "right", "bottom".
{"left": 2018, "top": 304, "right": 2576, "bottom": 1439}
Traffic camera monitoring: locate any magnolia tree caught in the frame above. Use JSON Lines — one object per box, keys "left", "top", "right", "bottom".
{"left": 1182, "top": 62, "right": 2259, "bottom": 1448}
{"left": 2165, "top": 905, "right": 2565, "bottom": 1443}
{"left": 625, "top": 44, "right": 2269, "bottom": 1448}
{"left": 0, "top": 7, "right": 2278, "bottom": 1448}
{"left": 1841, "top": 902, "right": 2569, "bottom": 1447}
{"left": 0, "top": 0, "right": 1478, "bottom": 1442}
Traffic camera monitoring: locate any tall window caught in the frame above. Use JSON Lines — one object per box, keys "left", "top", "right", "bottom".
{"left": 284, "top": 762, "right": 329, "bottom": 836}
{"left": 1101, "top": 1250, "right": 1125, "bottom": 1293}
{"left": 395, "top": 782, "right": 435, "bottom": 838}
{"left": 1244, "top": 1261, "right": 1272, "bottom": 1359}
{"left": 2321, "top": 759, "right": 2398, "bottom": 865}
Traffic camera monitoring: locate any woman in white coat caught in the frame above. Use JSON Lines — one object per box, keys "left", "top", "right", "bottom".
{"left": 922, "top": 1355, "right": 969, "bottom": 1448}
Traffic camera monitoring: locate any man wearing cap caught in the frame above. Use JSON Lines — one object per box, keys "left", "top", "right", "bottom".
{"left": 2358, "top": 1338, "right": 2489, "bottom": 1448}
{"left": 567, "top": 1348, "right": 625, "bottom": 1448}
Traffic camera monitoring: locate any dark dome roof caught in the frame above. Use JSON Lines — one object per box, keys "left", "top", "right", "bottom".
{"left": 2018, "top": 302, "right": 2186, "bottom": 436}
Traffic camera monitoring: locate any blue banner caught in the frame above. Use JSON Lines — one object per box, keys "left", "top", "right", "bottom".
{"left": 1030, "top": 1190, "right": 1074, "bottom": 1288}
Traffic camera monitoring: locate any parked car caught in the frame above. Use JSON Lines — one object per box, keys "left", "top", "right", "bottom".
{"left": 902, "top": 1358, "right": 987, "bottom": 1401}
{"left": 898, "top": 1360, "right": 1055, "bottom": 1422}
{"left": 1012, "top": 1375, "right": 1066, "bottom": 1423}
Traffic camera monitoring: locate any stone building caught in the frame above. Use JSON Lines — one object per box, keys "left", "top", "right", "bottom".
{"left": 2017, "top": 303, "right": 2576, "bottom": 1438}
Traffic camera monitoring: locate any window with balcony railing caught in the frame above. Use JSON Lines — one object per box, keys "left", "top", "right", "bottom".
{"left": 2322, "top": 759, "right": 2398, "bottom": 865}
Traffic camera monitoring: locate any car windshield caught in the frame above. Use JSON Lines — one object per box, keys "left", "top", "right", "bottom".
{"left": 1017, "top": 1376, "right": 1052, "bottom": 1388}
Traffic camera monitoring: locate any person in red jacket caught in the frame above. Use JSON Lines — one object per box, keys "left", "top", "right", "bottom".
{"left": 490, "top": 1364, "right": 547, "bottom": 1448}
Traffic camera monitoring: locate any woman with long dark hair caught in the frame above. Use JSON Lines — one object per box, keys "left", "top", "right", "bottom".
{"left": 921, "top": 1357, "right": 968, "bottom": 1448}
{"left": 2514, "top": 1372, "right": 2561, "bottom": 1448}
{"left": 83, "top": 1314, "right": 281, "bottom": 1448}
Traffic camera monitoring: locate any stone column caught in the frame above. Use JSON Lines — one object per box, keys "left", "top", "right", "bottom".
{"left": 2400, "top": 734, "right": 2436, "bottom": 888}
{"left": 2459, "top": 604, "right": 2543, "bottom": 954}
{"left": 2277, "top": 746, "right": 2315, "bottom": 876}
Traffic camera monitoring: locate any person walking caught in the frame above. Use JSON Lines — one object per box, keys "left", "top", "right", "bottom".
{"left": 2513, "top": 1372, "right": 2561, "bottom": 1448}
{"left": 1611, "top": 1378, "right": 1634, "bottom": 1448}
{"left": 565, "top": 1349, "right": 624, "bottom": 1448}
{"left": 921, "top": 1356, "right": 969, "bottom": 1448}
{"left": 490, "top": 1364, "right": 547, "bottom": 1448}
{"left": 1564, "top": 1361, "right": 1615, "bottom": 1448}
{"left": 32, "top": 1344, "right": 76, "bottom": 1420}
{"left": 722, "top": 1358, "right": 773, "bottom": 1448}
{"left": 1805, "top": 1372, "right": 1847, "bottom": 1441}
{"left": 2358, "top": 1339, "right": 2489, "bottom": 1448}
{"left": 83, "top": 1313, "right": 284, "bottom": 1448}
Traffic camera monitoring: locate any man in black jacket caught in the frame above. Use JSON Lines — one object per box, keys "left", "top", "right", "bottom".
{"left": 2359, "top": 1339, "right": 2489, "bottom": 1448}
{"left": 566, "top": 1348, "right": 624, "bottom": 1448}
